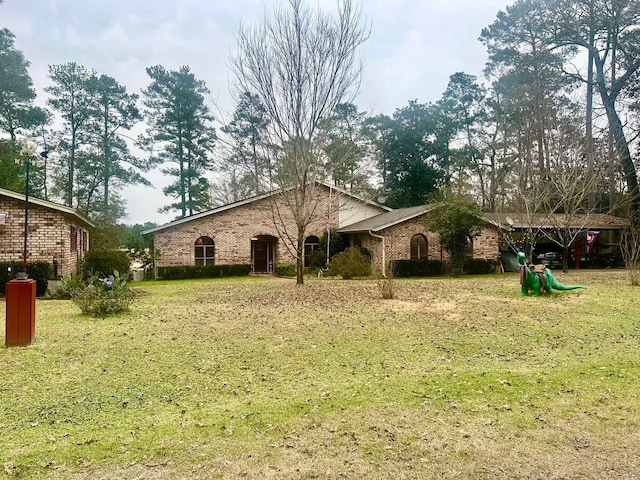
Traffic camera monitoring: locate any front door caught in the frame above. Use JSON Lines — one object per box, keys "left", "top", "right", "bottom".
{"left": 252, "top": 237, "right": 276, "bottom": 273}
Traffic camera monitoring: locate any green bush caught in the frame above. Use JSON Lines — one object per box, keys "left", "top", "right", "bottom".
{"left": 392, "top": 259, "right": 444, "bottom": 277}
{"left": 156, "top": 264, "right": 252, "bottom": 280}
{"left": 464, "top": 258, "right": 499, "bottom": 274}
{"left": 0, "top": 261, "right": 52, "bottom": 297}
{"left": 83, "top": 250, "right": 130, "bottom": 278}
{"left": 275, "top": 263, "right": 297, "bottom": 277}
{"left": 47, "top": 275, "right": 85, "bottom": 300}
{"left": 319, "top": 228, "right": 349, "bottom": 260}
{"left": 327, "top": 247, "right": 372, "bottom": 279}
{"left": 307, "top": 249, "right": 328, "bottom": 269}
{"left": 70, "top": 270, "right": 136, "bottom": 317}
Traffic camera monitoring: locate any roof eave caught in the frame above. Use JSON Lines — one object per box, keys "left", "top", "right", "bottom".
{"left": 0, "top": 188, "right": 94, "bottom": 228}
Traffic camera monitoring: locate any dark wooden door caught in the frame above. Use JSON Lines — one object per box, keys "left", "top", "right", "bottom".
{"left": 253, "top": 240, "right": 273, "bottom": 273}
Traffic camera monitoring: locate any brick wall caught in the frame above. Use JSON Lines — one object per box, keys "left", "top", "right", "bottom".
{"left": 353, "top": 215, "right": 500, "bottom": 273}
{"left": 0, "top": 197, "right": 89, "bottom": 277}
{"left": 154, "top": 185, "right": 347, "bottom": 268}
{"left": 152, "top": 189, "right": 501, "bottom": 273}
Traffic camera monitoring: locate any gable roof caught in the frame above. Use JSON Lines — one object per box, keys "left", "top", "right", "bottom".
{"left": 485, "top": 212, "right": 629, "bottom": 230}
{"left": 0, "top": 187, "right": 94, "bottom": 228}
{"left": 143, "top": 182, "right": 392, "bottom": 235}
{"left": 337, "top": 204, "right": 435, "bottom": 233}
{"left": 338, "top": 207, "right": 630, "bottom": 235}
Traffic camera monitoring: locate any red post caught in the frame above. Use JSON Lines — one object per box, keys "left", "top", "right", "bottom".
{"left": 5, "top": 279, "right": 36, "bottom": 346}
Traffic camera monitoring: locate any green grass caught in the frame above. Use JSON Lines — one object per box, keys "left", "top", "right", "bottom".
{"left": 1, "top": 270, "right": 640, "bottom": 479}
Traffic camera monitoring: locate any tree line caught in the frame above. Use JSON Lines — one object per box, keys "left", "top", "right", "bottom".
{"left": 2, "top": 0, "right": 640, "bottom": 237}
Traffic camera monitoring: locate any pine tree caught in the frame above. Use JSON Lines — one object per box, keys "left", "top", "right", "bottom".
{"left": 142, "top": 65, "right": 216, "bottom": 218}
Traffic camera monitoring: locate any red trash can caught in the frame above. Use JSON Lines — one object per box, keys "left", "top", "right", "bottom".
{"left": 5, "top": 279, "right": 36, "bottom": 346}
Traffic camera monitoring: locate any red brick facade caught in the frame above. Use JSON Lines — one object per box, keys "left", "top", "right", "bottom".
{"left": 0, "top": 192, "right": 92, "bottom": 277}
{"left": 353, "top": 216, "right": 500, "bottom": 274}
{"left": 148, "top": 185, "right": 501, "bottom": 275}
{"left": 151, "top": 185, "right": 385, "bottom": 272}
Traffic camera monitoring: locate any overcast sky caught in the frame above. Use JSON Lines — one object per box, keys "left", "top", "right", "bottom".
{"left": 2, "top": 0, "right": 512, "bottom": 225}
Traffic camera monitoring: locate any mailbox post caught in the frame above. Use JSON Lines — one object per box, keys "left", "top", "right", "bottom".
{"left": 5, "top": 277, "right": 36, "bottom": 346}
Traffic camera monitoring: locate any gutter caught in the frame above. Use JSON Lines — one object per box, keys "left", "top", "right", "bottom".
{"left": 368, "top": 230, "right": 386, "bottom": 278}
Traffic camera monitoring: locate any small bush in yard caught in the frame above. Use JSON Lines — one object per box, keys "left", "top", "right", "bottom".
{"left": 70, "top": 270, "right": 136, "bottom": 317}
{"left": 276, "top": 263, "right": 297, "bottom": 277}
{"left": 327, "top": 247, "right": 372, "bottom": 279}
{"left": 47, "top": 275, "right": 85, "bottom": 299}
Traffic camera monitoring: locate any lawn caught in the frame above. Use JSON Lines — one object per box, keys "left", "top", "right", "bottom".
{"left": 1, "top": 270, "right": 639, "bottom": 479}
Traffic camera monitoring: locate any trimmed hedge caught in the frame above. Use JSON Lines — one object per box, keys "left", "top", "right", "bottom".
{"left": 392, "top": 258, "right": 498, "bottom": 277}
{"left": 392, "top": 259, "right": 445, "bottom": 277}
{"left": 83, "top": 250, "right": 131, "bottom": 278}
{"left": 464, "top": 258, "right": 499, "bottom": 275}
{"left": 0, "top": 261, "right": 52, "bottom": 297}
{"left": 156, "top": 264, "right": 252, "bottom": 280}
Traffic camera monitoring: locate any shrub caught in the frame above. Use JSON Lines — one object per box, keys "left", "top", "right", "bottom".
{"left": 83, "top": 250, "right": 130, "bottom": 278}
{"left": 307, "top": 249, "right": 328, "bottom": 269}
{"left": 319, "top": 228, "right": 349, "bottom": 260}
{"left": 275, "top": 263, "right": 297, "bottom": 277}
{"left": 0, "top": 261, "right": 52, "bottom": 297}
{"left": 392, "top": 259, "right": 444, "bottom": 277}
{"left": 327, "top": 247, "right": 371, "bottom": 279}
{"left": 71, "top": 270, "right": 136, "bottom": 317}
{"left": 464, "top": 258, "right": 499, "bottom": 275}
{"left": 156, "top": 264, "right": 252, "bottom": 280}
{"left": 47, "top": 275, "right": 85, "bottom": 300}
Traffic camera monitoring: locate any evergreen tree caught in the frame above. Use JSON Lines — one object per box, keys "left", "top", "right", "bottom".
{"left": 46, "top": 62, "right": 96, "bottom": 208}
{"left": 480, "top": 0, "right": 575, "bottom": 187}
{"left": 0, "top": 139, "right": 25, "bottom": 191}
{"left": 368, "top": 100, "right": 451, "bottom": 208}
{"left": 220, "top": 91, "right": 270, "bottom": 197}
{"left": 85, "top": 74, "right": 147, "bottom": 218}
{"left": 423, "top": 190, "right": 483, "bottom": 277}
{"left": 317, "top": 102, "right": 374, "bottom": 196}
{"left": 142, "top": 65, "right": 216, "bottom": 218}
{"left": 0, "top": 28, "right": 47, "bottom": 145}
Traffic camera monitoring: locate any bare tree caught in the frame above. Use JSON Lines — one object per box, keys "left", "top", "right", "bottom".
{"left": 536, "top": 153, "right": 602, "bottom": 272}
{"left": 516, "top": 132, "right": 620, "bottom": 272}
{"left": 621, "top": 224, "right": 640, "bottom": 286}
{"left": 230, "top": 0, "right": 369, "bottom": 284}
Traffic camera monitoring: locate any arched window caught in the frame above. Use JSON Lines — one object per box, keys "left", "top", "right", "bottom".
{"left": 304, "top": 235, "right": 321, "bottom": 267}
{"left": 410, "top": 234, "right": 428, "bottom": 260}
{"left": 465, "top": 236, "right": 474, "bottom": 256}
{"left": 195, "top": 236, "right": 215, "bottom": 265}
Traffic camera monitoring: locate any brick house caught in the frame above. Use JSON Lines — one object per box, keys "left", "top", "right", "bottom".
{"left": 0, "top": 188, "right": 93, "bottom": 277}
{"left": 144, "top": 183, "right": 390, "bottom": 273}
{"left": 338, "top": 205, "right": 500, "bottom": 276}
{"left": 144, "top": 184, "right": 501, "bottom": 275}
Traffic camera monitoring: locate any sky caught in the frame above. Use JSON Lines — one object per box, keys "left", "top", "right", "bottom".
{"left": 2, "top": 0, "right": 512, "bottom": 226}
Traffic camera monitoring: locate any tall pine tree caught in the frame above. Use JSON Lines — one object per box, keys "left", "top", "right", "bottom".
{"left": 0, "top": 28, "right": 47, "bottom": 146}
{"left": 142, "top": 65, "right": 216, "bottom": 218}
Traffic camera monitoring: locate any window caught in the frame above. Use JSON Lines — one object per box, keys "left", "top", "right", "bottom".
{"left": 70, "top": 226, "right": 78, "bottom": 252}
{"left": 195, "top": 236, "right": 215, "bottom": 265}
{"left": 81, "top": 230, "right": 88, "bottom": 251}
{"left": 465, "top": 236, "right": 474, "bottom": 256}
{"left": 410, "top": 234, "right": 428, "bottom": 260}
{"left": 304, "top": 235, "right": 320, "bottom": 267}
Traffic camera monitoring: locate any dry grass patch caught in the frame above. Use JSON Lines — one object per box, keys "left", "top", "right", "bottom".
{"left": 1, "top": 271, "right": 639, "bottom": 479}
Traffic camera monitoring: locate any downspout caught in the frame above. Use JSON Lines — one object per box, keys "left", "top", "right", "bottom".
{"left": 368, "top": 230, "right": 386, "bottom": 278}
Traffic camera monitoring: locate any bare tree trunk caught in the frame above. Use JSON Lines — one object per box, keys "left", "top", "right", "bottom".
{"left": 231, "top": 0, "right": 369, "bottom": 285}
